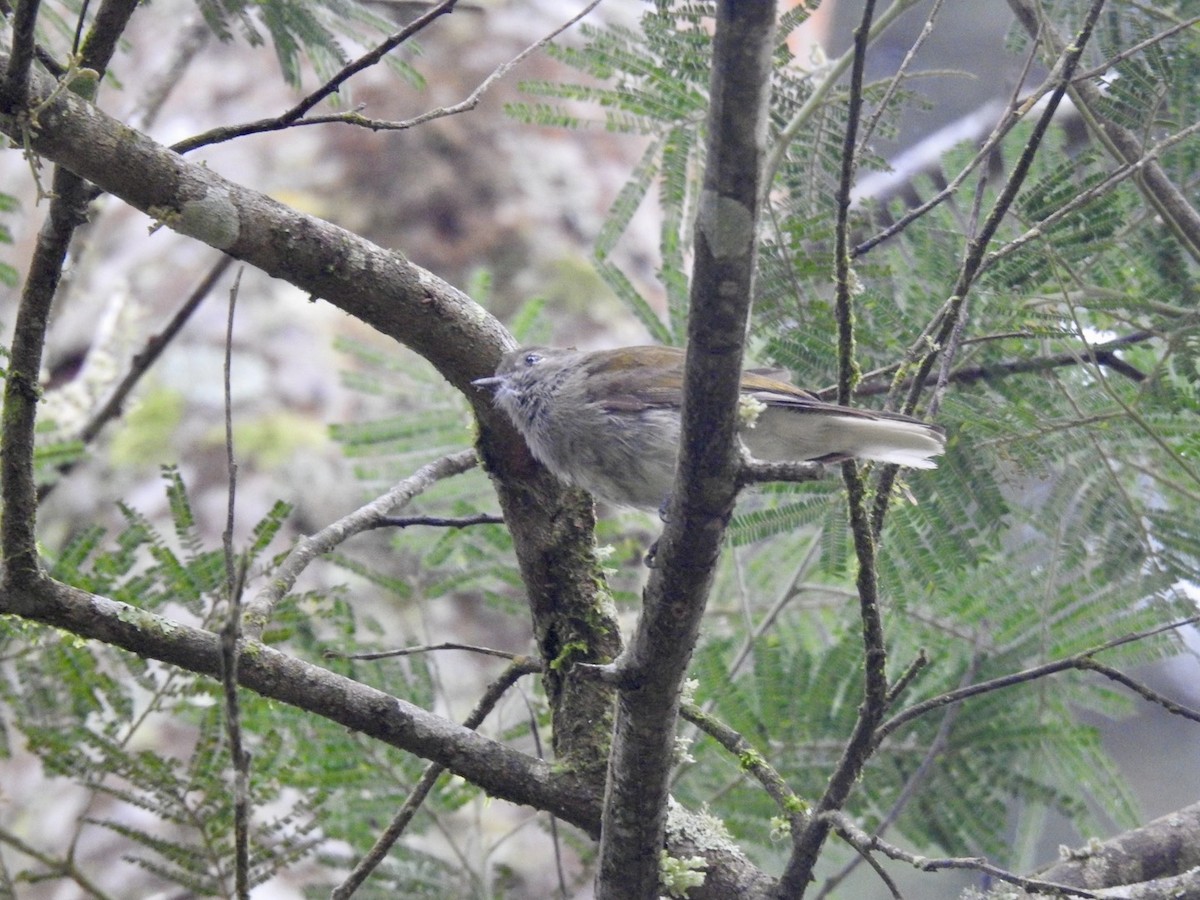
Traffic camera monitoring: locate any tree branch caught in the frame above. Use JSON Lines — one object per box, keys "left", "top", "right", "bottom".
{"left": 1007, "top": 0, "right": 1200, "bottom": 263}
{"left": 1, "top": 0, "right": 142, "bottom": 587}
{"left": 0, "top": 572, "right": 774, "bottom": 897}
{"left": 0, "top": 0, "right": 41, "bottom": 113}
{"left": 679, "top": 703, "right": 807, "bottom": 835}
{"left": 1036, "top": 801, "right": 1200, "bottom": 893}
{"left": 0, "top": 42, "right": 622, "bottom": 776}
{"left": 0, "top": 575, "right": 605, "bottom": 833}
{"left": 594, "top": 4, "right": 777, "bottom": 897}
{"left": 242, "top": 449, "right": 479, "bottom": 637}
{"left": 218, "top": 269, "right": 251, "bottom": 899}
{"left": 332, "top": 657, "right": 543, "bottom": 899}
{"left": 876, "top": 615, "right": 1200, "bottom": 744}
{"left": 171, "top": 0, "right": 461, "bottom": 153}
{"left": 827, "top": 811, "right": 1099, "bottom": 898}
{"left": 852, "top": 330, "right": 1154, "bottom": 399}
{"left": 781, "top": 1, "right": 891, "bottom": 891}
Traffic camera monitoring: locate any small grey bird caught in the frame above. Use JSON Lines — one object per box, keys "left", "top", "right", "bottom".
{"left": 473, "top": 345, "right": 946, "bottom": 510}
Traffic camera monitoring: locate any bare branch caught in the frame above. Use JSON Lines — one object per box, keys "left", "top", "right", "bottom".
{"left": 594, "top": 4, "right": 777, "bottom": 896}
{"left": 680, "top": 702, "right": 807, "bottom": 834}
{"left": 876, "top": 615, "right": 1200, "bottom": 744}
{"left": 218, "top": 269, "right": 251, "bottom": 900}
{"left": 1037, "top": 800, "right": 1200, "bottom": 892}
{"left": 304, "top": 0, "right": 605, "bottom": 134}
{"left": 332, "top": 657, "right": 541, "bottom": 899}
{"left": 858, "top": 0, "right": 947, "bottom": 153}
{"left": 0, "top": 49, "right": 622, "bottom": 772}
{"left": 1072, "top": 13, "right": 1200, "bottom": 83}
{"left": 369, "top": 512, "right": 504, "bottom": 529}
{"left": 242, "top": 449, "right": 479, "bottom": 637}
{"left": 1077, "top": 658, "right": 1200, "bottom": 724}
{"left": 828, "top": 811, "right": 1100, "bottom": 898}
{"left": 174, "top": 0, "right": 603, "bottom": 150}
{"left": 327, "top": 642, "right": 530, "bottom": 663}
{"left": 782, "top": 0, "right": 892, "bottom": 888}
{"left": 852, "top": 330, "right": 1155, "bottom": 399}
{"left": 171, "top": 0, "right": 461, "bottom": 153}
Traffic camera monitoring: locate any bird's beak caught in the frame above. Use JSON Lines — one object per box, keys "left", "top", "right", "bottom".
{"left": 471, "top": 376, "right": 503, "bottom": 391}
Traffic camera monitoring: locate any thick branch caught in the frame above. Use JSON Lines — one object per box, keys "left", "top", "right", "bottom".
{"left": 1, "top": 0, "right": 143, "bottom": 584}
{"left": 0, "top": 575, "right": 602, "bottom": 830}
{"left": 0, "top": 51, "right": 508, "bottom": 394}
{"left": 0, "top": 574, "right": 772, "bottom": 896}
{"left": 0, "top": 0, "right": 41, "bottom": 112}
{"left": 594, "top": 3, "right": 777, "bottom": 898}
{"left": 1037, "top": 801, "right": 1200, "bottom": 892}
{"left": 0, "top": 45, "right": 621, "bottom": 775}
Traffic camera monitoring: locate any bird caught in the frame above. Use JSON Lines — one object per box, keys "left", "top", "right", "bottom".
{"left": 473, "top": 345, "right": 946, "bottom": 510}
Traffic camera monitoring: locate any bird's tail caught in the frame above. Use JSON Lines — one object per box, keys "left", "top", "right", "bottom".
{"left": 746, "top": 406, "right": 946, "bottom": 469}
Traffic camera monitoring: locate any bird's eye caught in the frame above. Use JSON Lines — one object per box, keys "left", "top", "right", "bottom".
{"left": 523, "top": 352, "right": 542, "bottom": 368}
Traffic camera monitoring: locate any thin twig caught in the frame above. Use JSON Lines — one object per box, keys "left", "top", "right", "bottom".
{"left": 851, "top": 330, "right": 1154, "bottom": 398}
{"left": 884, "top": 649, "right": 928, "bottom": 706}
{"left": 331, "top": 658, "right": 541, "bottom": 899}
{"left": 780, "top": 1, "right": 888, "bottom": 892}
{"left": 171, "top": 0, "right": 460, "bottom": 153}
{"left": 980, "top": 117, "right": 1200, "bottom": 276}
{"left": 1078, "top": 658, "right": 1200, "bottom": 724}
{"left": 0, "top": 0, "right": 146, "bottom": 584}
{"left": 827, "top": 811, "right": 1100, "bottom": 898}
{"left": 174, "top": 0, "right": 602, "bottom": 151}
{"left": 877, "top": 615, "right": 1200, "bottom": 744}
{"left": 0, "top": 825, "right": 117, "bottom": 900}
{"left": 70, "top": 0, "right": 88, "bottom": 55}
{"left": 858, "top": 0, "right": 946, "bottom": 153}
{"left": 725, "top": 535, "right": 823, "bottom": 681}
{"left": 242, "top": 449, "right": 479, "bottom": 638}
{"left": 38, "top": 254, "right": 234, "bottom": 501}
{"left": 218, "top": 269, "right": 250, "bottom": 900}
{"left": 0, "top": 0, "right": 42, "bottom": 112}
{"left": 369, "top": 512, "right": 503, "bottom": 530}
{"left": 296, "top": 0, "right": 604, "bottom": 134}
{"left": 852, "top": 36, "right": 1046, "bottom": 258}
{"left": 326, "top": 642, "right": 529, "bottom": 663}
{"left": 1072, "top": 13, "right": 1200, "bottom": 84}
{"left": 680, "top": 703, "right": 808, "bottom": 834}
{"left": 819, "top": 649, "right": 979, "bottom": 898}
